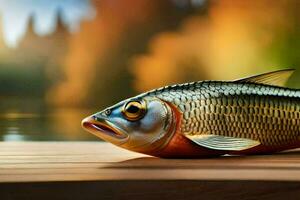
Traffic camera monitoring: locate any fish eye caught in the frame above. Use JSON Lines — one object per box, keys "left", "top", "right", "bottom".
{"left": 122, "top": 100, "right": 147, "bottom": 121}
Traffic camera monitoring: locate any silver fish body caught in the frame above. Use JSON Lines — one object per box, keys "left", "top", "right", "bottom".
{"left": 82, "top": 69, "right": 300, "bottom": 157}
{"left": 145, "top": 81, "right": 300, "bottom": 147}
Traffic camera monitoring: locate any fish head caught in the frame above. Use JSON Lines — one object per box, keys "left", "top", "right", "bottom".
{"left": 81, "top": 96, "right": 175, "bottom": 154}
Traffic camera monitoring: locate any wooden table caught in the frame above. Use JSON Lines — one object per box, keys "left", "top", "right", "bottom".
{"left": 0, "top": 142, "right": 300, "bottom": 200}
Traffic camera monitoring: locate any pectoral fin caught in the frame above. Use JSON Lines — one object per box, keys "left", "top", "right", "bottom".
{"left": 185, "top": 134, "right": 260, "bottom": 151}
{"left": 235, "top": 69, "right": 295, "bottom": 87}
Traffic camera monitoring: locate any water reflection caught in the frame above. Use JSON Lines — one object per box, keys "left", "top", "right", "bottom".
{"left": 171, "top": 0, "right": 206, "bottom": 8}
{"left": 0, "top": 97, "right": 97, "bottom": 141}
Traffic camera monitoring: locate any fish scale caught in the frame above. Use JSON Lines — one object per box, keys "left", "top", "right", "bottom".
{"left": 147, "top": 81, "right": 300, "bottom": 146}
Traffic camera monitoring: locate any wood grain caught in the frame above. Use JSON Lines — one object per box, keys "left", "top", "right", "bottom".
{"left": 1, "top": 141, "right": 300, "bottom": 200}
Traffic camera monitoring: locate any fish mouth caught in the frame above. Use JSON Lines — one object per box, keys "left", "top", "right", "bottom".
{"left": 81, "top": 116, "right": 128, "bottom": 141}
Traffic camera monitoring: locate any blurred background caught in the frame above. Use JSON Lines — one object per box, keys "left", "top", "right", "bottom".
{"left": 0, "top": 0, "right": 299, "bottom": 141}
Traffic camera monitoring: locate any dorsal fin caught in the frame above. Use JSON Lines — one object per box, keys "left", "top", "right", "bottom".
{"left": 235, "top": 69, "right": 295, "bottom": 87}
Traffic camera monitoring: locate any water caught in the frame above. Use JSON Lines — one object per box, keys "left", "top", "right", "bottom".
{"left": 0, "top": 97, "right": 98, "bottom": 141}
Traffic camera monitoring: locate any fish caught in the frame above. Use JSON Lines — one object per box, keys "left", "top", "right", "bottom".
{"left": 82, "top": 69, "right": 300, "bottom": 158}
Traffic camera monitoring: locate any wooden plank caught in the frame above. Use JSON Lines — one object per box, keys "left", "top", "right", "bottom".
{"left": 1, "top": 142, "right": 300, "bottom": 200}
{"left": 1, "top": 180, "right": 300, "bottom": 200}
{"left": 0, "top": 142, "right": 300, "bottom": 182}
